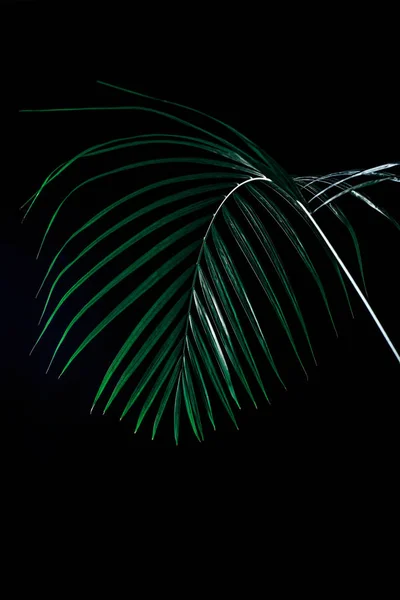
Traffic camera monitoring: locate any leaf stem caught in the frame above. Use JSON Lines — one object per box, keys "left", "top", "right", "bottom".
{"left": 182, "top": 175, "right": 272, "bottom": 348}
{"left": 297, "top": 201, "right": 400, "bottom": 364}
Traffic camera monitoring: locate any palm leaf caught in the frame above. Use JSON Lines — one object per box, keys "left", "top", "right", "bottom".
{"left": 20, "top": 81, "right": 400, "bottom": 442}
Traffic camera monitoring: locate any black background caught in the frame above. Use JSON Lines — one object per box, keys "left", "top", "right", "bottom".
{"left": 2, "top": 3, "right": 399, "bottom": 487}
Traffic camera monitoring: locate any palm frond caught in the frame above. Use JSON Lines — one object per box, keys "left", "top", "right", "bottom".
{"left": 20, "top": 81, "right": 400, "bottom": 442}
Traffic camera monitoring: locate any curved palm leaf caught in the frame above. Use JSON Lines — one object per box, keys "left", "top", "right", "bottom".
{"left": 20, "top": 81, "right": 400, "bottom": 443}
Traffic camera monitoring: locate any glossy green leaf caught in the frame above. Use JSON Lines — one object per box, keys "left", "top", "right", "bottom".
{"left": 21, "top": 80, "right": 400, "bottom": 443}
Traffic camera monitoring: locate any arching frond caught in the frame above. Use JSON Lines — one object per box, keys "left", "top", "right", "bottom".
{"left": 20, "top": 81, "right": 400, "bottom": 442}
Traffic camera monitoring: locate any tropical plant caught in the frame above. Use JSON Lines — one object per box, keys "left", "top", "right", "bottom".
{"left": 20, "top": 80, "right": 400, "bottom": 443}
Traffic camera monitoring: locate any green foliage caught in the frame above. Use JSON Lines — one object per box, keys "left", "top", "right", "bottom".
{"left": 20, "top": 81, "right": 400, "bottom": 442}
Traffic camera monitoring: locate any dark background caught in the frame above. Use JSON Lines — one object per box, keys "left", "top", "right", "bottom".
{"left": 2, "top": 3, "right": 399, "bottom": 482}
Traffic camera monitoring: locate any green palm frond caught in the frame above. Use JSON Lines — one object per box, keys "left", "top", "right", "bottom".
{"left": 20, "top": 81, "right": 400, "bottom": 443}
